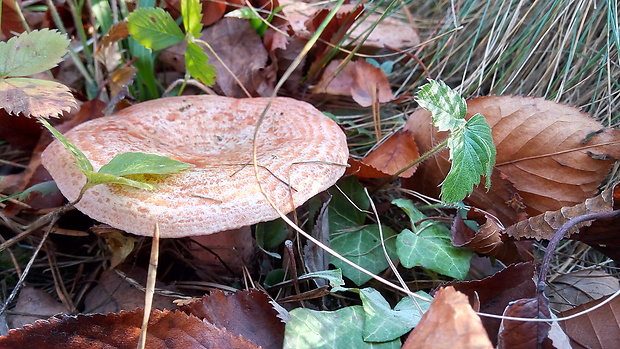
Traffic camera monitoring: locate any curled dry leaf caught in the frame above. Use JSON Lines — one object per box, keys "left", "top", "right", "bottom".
{"left": 346, "top": 129, "right": 419, "bottom": 178}
{"left": 405, "top": 95, "right": 620, "bottom": 226}
{"left": 443, "top": 262, "right": 536, "bottom": 346}
{"left": 402, "top": 286, "right": 493, "bottom": 349}
{"left": 0, "top": 309, "right": 259, "bottom": 349}
{"left": 0, "top": 78, "right": 76, "bottom": 118}
{"left": 451, "top": 211, "right": 532, "bottom": 265}
{"left": 314, "top": 58, "right": 394, "bottom": 107}
{"left": 497, "top": 293, "right": 552, "bottom": 349}
{"left": 180, "top": 289, "right": 285, "bottom": 348}
{"left": 504, "top": 184, "right": 615, "bottom": 240}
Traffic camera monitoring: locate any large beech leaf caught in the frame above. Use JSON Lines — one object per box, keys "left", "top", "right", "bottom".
{"left": 284, "top": 306, "right": 400, "bottom": 349}
{"left": 350, "top": 130, "right": 419, "bottom": 178}
{"left": 405, "top": 95, "right": 620, "bottom": 225}
{"left": 559, "top": 293, "right": 620, "bottom": 348}
{"left": 402, "top": 286, "right": 493, "bottom": 349}
{"left": 0, "top": 29, "right": 69, "bottom": 77}
{"left": 180, "top": 289, "right": 285, "bottom": 349}
{"left": 127, "top": 8, "right": 185, "bottom": 51}
{"left": 0, "top": 78, "right": 76, "bottom": 117}
{"left": 0, "top": 309, "right": 259, "bottom": 348}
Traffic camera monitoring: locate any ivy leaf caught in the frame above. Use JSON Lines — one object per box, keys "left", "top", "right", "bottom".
{"left": 127, "top": 8, "right": 185, "bottom": 51}
{"left": 392, "top": 199, "right": 472, "bottom": 280}
{"left": 441, "top": 113, "right": 496, "bottom": 203}
{"left": 182, "top": 0, "right": 203, "bottom": 38}
{"left": 0, "top": 29, "right": 69, "bottom": 78}
{"left": 38, "top": 118, "right": 93, "bottom": 173}
{"left": 329, "top": 224, "right": 398, "bottom": 286}
{"left": 416, "top": 79, "right": 467, "bottom": 132}
{"left": 185, "top": 42, "right": 216, "bottom": 86}
{"left": 98, "top": 152, "right": 192, "bottom": 177}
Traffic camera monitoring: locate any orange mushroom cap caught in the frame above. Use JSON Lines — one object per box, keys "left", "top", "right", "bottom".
{"left": 41, "top": 96, "right": 348, "bottom": 238}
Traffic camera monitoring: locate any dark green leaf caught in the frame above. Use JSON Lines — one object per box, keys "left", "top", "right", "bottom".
{"left": 185, "top": 42, "right": 216, "bottom": 86}
{"left": 127, "top": 8, "right": 184, "bottom": 51}
{"left": 327, "top": 176, "right": 369, "bottom": 232}
{"left": 330, "top": 225, "right": 398, "bottom": 286}
{"left": 98, "top": 152, "right": 192, "bottom": 177}
{"left": 441, "top": 113, "right": 496, "bottom": 203}
{"left": 256, "top": 218, "right": 288, "bottom": 258}
{"left": 284, "top": 306, "right": 400, "bottom": 349}
{"left": 0, "top": 29, "right": 69, "bottom": 78}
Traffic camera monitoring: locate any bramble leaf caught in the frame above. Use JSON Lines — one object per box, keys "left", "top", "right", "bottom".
{"left": 441, "top": 113, "right": 496, "bottom": 203}
{"left": 98, "top": 152, "right": 192, "bottom": 177}
{"left": 0, "top": 29, "right": 69, "bottom": 78}
{"left": 127, "top": 8, "right": 184, "bottom": 50}
{"left": 185, "top": 42, "right": 216, "bottom": 86}
{"left": 416, "top": 79, "right": 466, "bottom": 132}
{"left": 182, "top": 0, "right": 203, "bottom": 38}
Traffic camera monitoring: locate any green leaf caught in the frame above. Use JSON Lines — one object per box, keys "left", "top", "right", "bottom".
{"left": 0, "top": 29, "right": 69, "bottom": 78}
{"left": 127, "top": 8, "right": 185, "bottom": 51}
{"left": 256, "top": 218, "right": 288, "bottom": 258}
{"left": 185, "top": 42, "right": 216, "bottom": 86}
{"left": 181, "top": 0, "right": 203, "bottom": 38}
{"left": 0, "top": 181, "right": 59, "bottom": 203}
{"left": 39, "top": 118, "right": 93, "bottom": 173}
{"left": 327, "top": 176, "right": 369, "bottom": 232}
{"left": 98, "top": 152, "right": 192, "bottom": 177}
{"left": 441, "top": 113, "right": 496, "bottom": 203}
{"left": 298, "top": 269, "right": 345, "bottom": 288}
{"left": 393, "top": 199, "right": 472, "bottom": 280}
{"left": 284, "top": 306, "right": 400, "bottom": 349}
{"left": 358, "top": 288, "right": 431, "bottom": 342}
{"left": 85, "top": 171, "right": 158, "bottom": 191}
{"left": 330, "top": 225, "right": 398, "bottom": 286}
{"left": 416, "top": 79, "right": 467, "bottom": 132}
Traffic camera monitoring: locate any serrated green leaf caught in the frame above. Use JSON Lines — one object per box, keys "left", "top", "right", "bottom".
{"left": 185, "top": 42, "right": 216, "bottom": 86}
{"left": 393, "top": 199, "right": 472, "bottom": 280}
{"left": 416, "top": 79, "right": 467, "bottom": 132}
{"left": 98, "top": 152, "right": 192, "bottom": 177}
{"left": 127, "top": 8, "right": 184, "bottom": 51}
{"left": 181, "top": 0, "right": 203, "bottom": 38}
{"left": 284, "top": 306, "right": 400, "bottom": 349}
{"left": 358, "top": 288, "right": 431, "bottom": 342}
{"left": 330, "top": 225, "right": 398, "bottom": 286}
{"left": 441, "top": 113, "right": 496, "bottom": 203}
{"left": 85, "top": 171, "right": 157, "bottom": 190}
{"left": 39, "top": 118, "right": 93, "bottom": 173}
{"left": 0, "top": 29, "right": 69, "bottom": 78}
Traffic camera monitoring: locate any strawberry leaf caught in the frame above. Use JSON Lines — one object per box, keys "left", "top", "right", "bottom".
{"left": 0, "top": 29, "right": 69, "bottom": 78}
{"left": 182, "top": 0, "right": 203, "bottom": 38}
{"left": 185, "top": 42, "right": 216, "bottom": 86}
{"left": 127, "top": 8, "right": 184, "bottom": 50}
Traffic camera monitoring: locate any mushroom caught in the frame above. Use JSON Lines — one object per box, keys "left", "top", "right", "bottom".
{"left": 41, "top": 96, "right": 348, "bottom": 242}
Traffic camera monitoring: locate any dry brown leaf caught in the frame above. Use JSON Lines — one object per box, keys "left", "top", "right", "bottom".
{"left": 497, "top": 293, "right": 552, "bottom": 349}
{"left": 1, "top": 0, "right": 27, "bottom": 38}
{"left": 0, "top": 309, "right": 259, "bottom": 349}
{"left": 95, "top": 22, "right": 129, "bottom": 72}
{"left": 200, "top": 18, "right": 273, "bottom": 97}
{"left": 346, "top": 158, "right": 391, "bottom": 178}
{"left": 560, "top": 293, "right": 620, "bottom": 349}
{"left": 358, "top": 129, "right": 419, "bottom": 177}
{"left": 7, "top": 287, "right": 68, "bottom": 330}
{"left": 402, "top": 286, "right": 493, "bottom": 349}
{"left": 451, "top": 211, "right": 532, "bottom": 265}
{"left": 504, "top": 184, "right": 615, "bottom": 240}
{"left": 0, "top": 78, "right": 76, "bottom": 118}
{"left": 314, "top": 59, "right": 394, "bottom": 107}
{"left": 443, "top": 262, "right": 536, "bottom": 346}
{"left": 180, "top": 289, "right": 285, "bottom": 349}
{"left": 405, "top": 95, "right": 620, "bottom": 226}
{"left": 548, "top": 269, "right": 620, "bottom": 313}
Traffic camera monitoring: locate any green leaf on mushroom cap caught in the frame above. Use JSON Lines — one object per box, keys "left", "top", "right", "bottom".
{"left": 98, "top": 152, "right": 193, "bottom": 177}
